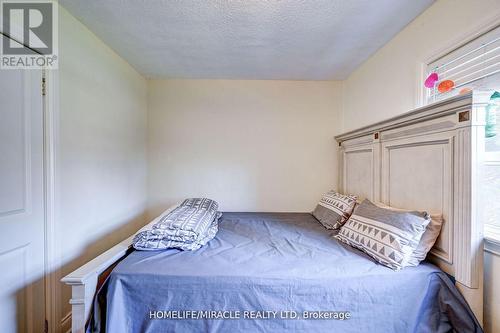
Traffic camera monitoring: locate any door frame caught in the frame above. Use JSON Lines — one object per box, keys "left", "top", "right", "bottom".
{"left": 43, "top": 68, "right": 60, "bottom": 333}
{"left": 0, "top": 30, "right": 60, "bottom": 333}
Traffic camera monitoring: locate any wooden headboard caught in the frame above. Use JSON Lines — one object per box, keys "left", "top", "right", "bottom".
{"left": 335, "top": 92, "right": 488, "bottom": 324}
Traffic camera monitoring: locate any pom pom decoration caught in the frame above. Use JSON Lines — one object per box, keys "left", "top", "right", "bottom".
{"left": 459, "top": 88, "right": 472, "bottom": 95}
{"left": 437, "top": 80, "right": 455, "bottom": 93}
{"left": 424, "top": 72, "right": 439, "bottom": 88}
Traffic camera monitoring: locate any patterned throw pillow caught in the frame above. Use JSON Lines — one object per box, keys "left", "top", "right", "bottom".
{"left": 312, "top": 190, "right": 357, "bottom": 230}
{"left": 373, "top": 202, "right": 443, "bottom": 267}
{"left": 336, "top": 199, "right": 431, "bottom": 270}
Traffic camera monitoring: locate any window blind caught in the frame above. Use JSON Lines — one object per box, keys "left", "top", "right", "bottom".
{"left": 426, "top": 25, "right": 500, "bottom": 103}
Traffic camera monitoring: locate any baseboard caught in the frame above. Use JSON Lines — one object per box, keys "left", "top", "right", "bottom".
{"left": 61, "top": 311, "right": 71, "bottom": 333}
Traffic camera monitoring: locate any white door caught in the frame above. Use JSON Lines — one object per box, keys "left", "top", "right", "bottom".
{"left": 0, "top": 40, "right": 46, "bottom": 332}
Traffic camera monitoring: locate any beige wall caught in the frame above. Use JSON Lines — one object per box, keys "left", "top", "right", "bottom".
{"left": 57, "top": 6, "right": 148, "bottom": 330}
{"left": 342, "top": 0, "right": 500, "bottom": 131}
{"left": 55, "top": 0, "right": 500, "bottom": 331}
{"left": 147, "top": 79, "right": 342, "bottom": 216}
{"left": 341, "top": 0, "right": 500, "bottom": 331}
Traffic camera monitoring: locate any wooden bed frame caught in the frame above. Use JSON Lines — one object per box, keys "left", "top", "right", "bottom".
{"left": 62, "top": 92, "right": 487, "bottom": 332}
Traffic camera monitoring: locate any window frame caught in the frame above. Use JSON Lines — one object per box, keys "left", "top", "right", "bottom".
{"left": 418, "top": 17, "right": 500, "bottom": 243}
{"left": 423, "top": 25, "right": 500, "bottom": 105}
{"left": 418, "top": 16, "right": 500, "bottom": 107}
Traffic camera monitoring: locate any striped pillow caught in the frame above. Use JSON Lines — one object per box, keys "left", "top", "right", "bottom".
{"left": 336, "top": 199, "right": 430, "bottom": 270}
{"left": 312, "top": 190, "right": 357, "bottom": 230}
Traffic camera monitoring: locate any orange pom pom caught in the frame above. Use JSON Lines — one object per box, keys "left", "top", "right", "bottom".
{"left": 437, "top": 80, "right": 455, "bottom": 93}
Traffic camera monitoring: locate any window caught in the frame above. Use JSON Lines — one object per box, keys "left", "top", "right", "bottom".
{"left": 484, "top": 161, "right": 500, "bottom": 242}
{"left": 425, "top": 24, "right": 500, "bottom": 105}
{"left": 425, "top": 25, "right": 500, "bottom": 241}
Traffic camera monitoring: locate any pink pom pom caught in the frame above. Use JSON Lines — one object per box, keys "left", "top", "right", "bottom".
{"left": 424, "top": 73, "right": 439, "bottom": 88}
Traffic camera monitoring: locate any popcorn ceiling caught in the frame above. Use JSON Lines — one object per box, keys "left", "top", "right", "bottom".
{"left": 60, "top": 0, "right": 433, "bottom": 80}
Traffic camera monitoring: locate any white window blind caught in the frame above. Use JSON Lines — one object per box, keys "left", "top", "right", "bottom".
{"left": 426, "top": 24, "right": 500, "bottom": 104}
{"left": 425, "top": 25, "right": 500, "bottom": 239}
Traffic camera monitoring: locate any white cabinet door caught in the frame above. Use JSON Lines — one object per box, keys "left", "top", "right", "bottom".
{"left": 0, "top": 61, "right": 46, "bottom": 330}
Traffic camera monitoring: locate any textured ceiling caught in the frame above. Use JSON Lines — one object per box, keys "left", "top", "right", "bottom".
{"left": 60, "top": 0, "right": 434, "bottom": 80}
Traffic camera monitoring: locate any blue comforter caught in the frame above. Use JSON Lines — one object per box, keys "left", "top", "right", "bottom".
{"left": 90, "top": 212, "right": 481, "bottom": 333}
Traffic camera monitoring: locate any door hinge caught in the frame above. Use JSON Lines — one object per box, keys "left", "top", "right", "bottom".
{"left": 44, "top": 319, "right": 48, "bottom": 333}
{"left": 42, "top": 77, "right": 46, "bottom": 96}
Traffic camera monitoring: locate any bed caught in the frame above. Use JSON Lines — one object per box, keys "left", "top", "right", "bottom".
{"left": 63, "top": 92, "right": 488, "bottom": 333}
{"left": 89, "top": 212, "right": 480, "bottom": 333}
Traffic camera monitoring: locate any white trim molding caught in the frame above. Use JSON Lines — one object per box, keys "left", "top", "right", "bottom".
{"left": 43, "top": 68, "right": 60, "bottom": 333}
{"left": 485, "top": 225, "right": 500, "bottom": 256}
{"left": 485, "top": 237, "right": 500, "bottom": 257}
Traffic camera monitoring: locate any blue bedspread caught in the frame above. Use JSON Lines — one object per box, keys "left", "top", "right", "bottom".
{"left": 90, "top": 212, "right": 482, "bottom": 333}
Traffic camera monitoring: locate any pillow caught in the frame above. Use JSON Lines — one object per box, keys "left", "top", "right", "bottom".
{"left": 312, "top": 190, "right": 357, "bottom": 230}
{"left": 374, "top": 202, "right": 443, "bottom": 266}
{"left": 134, "top": 202, "right": 182, "bottom": 236}
{"left": 335, "top": 199, "right": 431, "bottom": 270}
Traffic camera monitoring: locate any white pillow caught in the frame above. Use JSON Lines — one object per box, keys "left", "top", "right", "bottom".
{"left": 374, "top": 202, "right": 443, "bottom": 266}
